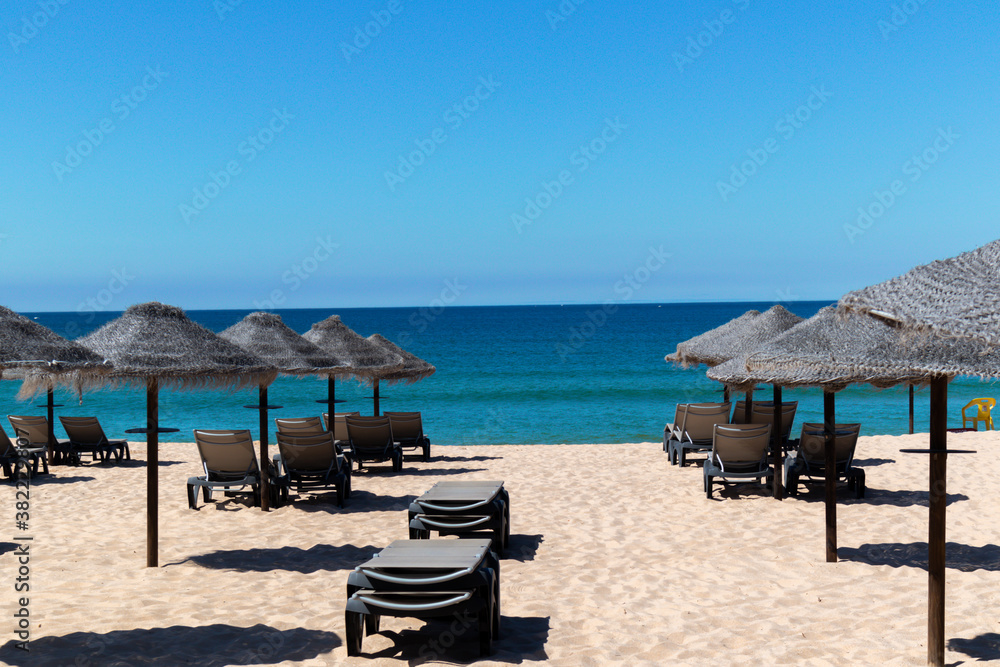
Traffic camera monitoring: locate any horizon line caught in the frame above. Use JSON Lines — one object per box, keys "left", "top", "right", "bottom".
{"left": 19, "top": 298, "right": 839, "bottom": 315}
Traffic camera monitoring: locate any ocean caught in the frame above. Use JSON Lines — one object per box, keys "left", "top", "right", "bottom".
{"left": 4, "top": 302, "right": 996, "bottom": 446}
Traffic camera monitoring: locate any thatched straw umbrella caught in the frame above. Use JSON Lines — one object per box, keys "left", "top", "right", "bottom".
{"left": 710, "top": 306, "right": 998, "bottom": 667}
{"left": 666, "top": 304, "right": 803, "bottom": 412}
{"left": 707, "top": 308, "right": 962, "bottom": 560}
{"left": 303, "top": 315, "right": 404, "bottom": 415}
{"left": 219, "top": 312, "right": 348, "bottom": 511}
{"left": 838, "top": 240, "right": 1000, "bottom": 666}
{"left": 77, "top": 303, "right": 277, "bottom": 567}
{"left": 667, "top": 305, "right": 804, "bottom": 498}
{"left": 839, "top": 238, "right": 1000, "bottom": 347}
{"left": 364, "top": 334, "right": 436, "bottom": 415}
{"left": 2, "top": 305, "right": 111, "bottom": 455}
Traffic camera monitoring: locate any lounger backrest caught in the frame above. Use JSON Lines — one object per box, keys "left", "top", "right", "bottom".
{"left": 750, "top": 402, "right": 798, "bottom": 438}
{"left": 680, "top": 403, "right": 731, "bottom": 442}
{"left": 276, "top": 432, "right": 338, "bottom": 472}
{"left": 274, "top": 416, "right": 325, "bottom": 435}
{"left": 8, "top": 416, "right": 51, "bottom": 446}
{"left": 666, "top": 404, "right": 688, "bottom": 436}
{"left": 384, "top": 412, "right": 423, "bottom": 441}
{"left": 59, "top": 416, "right": 107, "bottom": 444}
{"left": 346, "top": 416, "right": 394, "bottom": 455}
{"left": 193, "top": 429, "right": 259, "bottom": 477}
{"left": 0, "top": 426, "right": 15, "bottom": 457}
{"left": 711, "top": 423, "right": 772, "bottom": 464}
{"left": 797, "top": 423, "right": 861, "bottom": 464}
{"left": 325, "top": 412, "right": 360, "bottom": 440}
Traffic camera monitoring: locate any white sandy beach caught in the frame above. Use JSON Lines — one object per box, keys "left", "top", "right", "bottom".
{"left": 2, "top": 431, "right": 999, "bottom": 665}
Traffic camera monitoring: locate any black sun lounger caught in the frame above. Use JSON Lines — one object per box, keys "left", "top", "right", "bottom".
{"left": 346, "top": 538, "right": 500, "bottom": 657}
{"left": 408, "top": 480, "right": 510, "bottom": 554}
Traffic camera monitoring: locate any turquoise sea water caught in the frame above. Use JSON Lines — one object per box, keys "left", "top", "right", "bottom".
{"left": 4, "top": 302, "right": 997, "bottom": 446}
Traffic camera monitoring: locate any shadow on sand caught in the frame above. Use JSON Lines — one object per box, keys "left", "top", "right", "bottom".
{"left": 505, "top": 534, "right": 544, "bottom": 562}
{"left": 0, "top": 623, "right": 340, "bottom": 666}
{"left": 357, "top": 615, "right": 550, "bottom": 664}
{"left": 432, "top": 454, "right": 504, "bottom": 463}
{"left": 288, "top": 490, "right": 416, "bottom": 514}
{"left": 838, "top": 541, "right": 1000, "bottom": 572}
{"left": 167, "top": 543, "right": 381, "bottom": 573}
{"left": 787, "top": 485, "right": 969, "bottom": 508}
{"left": 948, "top": 632, "right": 1000, "bottom": 663}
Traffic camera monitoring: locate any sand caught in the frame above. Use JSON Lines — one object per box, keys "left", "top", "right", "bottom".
{"left": 2, "top": 430, "right": 999, "bottom": 665}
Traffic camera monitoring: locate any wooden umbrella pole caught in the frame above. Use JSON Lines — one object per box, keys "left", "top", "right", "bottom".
{"left": 259, "top": 385, "right": 270, "bottom": 512}
{"left": 328, "top": 375, "right": 336, "bottom": 416}
{"left": 744, "top": 387, "right": 753, "bottom": 423}
{"left": 723, "top": 385, "right": 730, "bottom": 403}
{"left": 928, "top": 376, "right": 948, "bottom": 667}
{"left": 373, "top": 379, "right": 380, "bottom": 416}
{"left": 46, "top": 387, "right": 56, "bottom": 463}
{"left": 824, "top": 390, "right": 837, "bottom": 563}
{"left": 909, "top": 384, "right": 915, "bottom": 435}
{"left": 147, "top": 378, "right": 159, "bottom": 568}
{"left": 772, "top": 385, "right": 783, "bottom": 500}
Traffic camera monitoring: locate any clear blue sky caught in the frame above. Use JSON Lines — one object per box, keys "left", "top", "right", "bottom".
{"left": 2, "top": 1, "right": 998, "bottom": 312}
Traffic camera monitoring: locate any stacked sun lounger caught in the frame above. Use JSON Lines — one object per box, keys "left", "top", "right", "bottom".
{"left": 408, "top": 480, "right": 510, "bottom": 555}
{"left": 345, "top": 538, "right": 500, "bottom": 656}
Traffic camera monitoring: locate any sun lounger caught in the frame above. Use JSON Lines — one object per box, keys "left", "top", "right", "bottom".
{"left": 784, "top": 423, "right": 864, "bottom": 498}
{"left": 346, "top": 538, "right": 499, "bottom": 657}
{"left": 187, "top": 429, "right": 272, "bottom": 509}
{"left": 663, "top": 403, "right": 688, "bottom": 452}
{"left": 704, "top": 423, "right": 773, "bottom": 499}
{"left": 666, "top": 402, "right": 731, "bottom": 466}
{"left": 345, "top": 415, "right": 402, "bottom": 472}
{"left": 408, "top": 480, "right": 510, "bottom": 554}
{"left": 748, "top": 401, "right": 798, "bottom": 450}
{"left": 58, "top": 416, "right": 130, "bottom": 463}
{"left": 384, "top": 411, "right": 431, "bottom": 461}
{"left": 274, "top": 431, "right": 351, "bottom": 507}
{"left": 0, "top": 426, "right": 21, "bottom": 479}
{"left": 7, "top": 416, "right": 53, "bottom": 473}
{"left": 274, "top": 416, "right": 326, "bottom": 435}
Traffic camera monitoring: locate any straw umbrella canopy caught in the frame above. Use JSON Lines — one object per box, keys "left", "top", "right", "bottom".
{"left": 665, "top": 309, "right": 762, "bottom": 368}
{"left": 710, "top": 305, "right": 999, "bottom": 667}
{"left": 76, "top": 302, "right": 277, "bottom": 567}
{"left": 363, "top": 334, "right": 436, "bottom": 415}
{"left": 838, "top": 238, "right": 1000, "bottom": 347}
{"left": 219, "top": 311, "right": 349, "bottom": 511}
{"left": 1, "top": 305, "right": 111, "bottom": 453}
{"left": 303, "top": 315, "right": 404, "bottom": 415}
{"left": 668, "top": 305, "right": 805, "bottom": 497}
{"left": 837, "top": 241, "right": 1000, "bottom": 667}
{"left": 667, "top": 304, "right": 803, "bottom": 404}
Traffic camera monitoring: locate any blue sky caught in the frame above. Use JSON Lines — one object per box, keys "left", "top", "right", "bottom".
{"left": 2, "top": 1, "right": 998, "bottom": 312}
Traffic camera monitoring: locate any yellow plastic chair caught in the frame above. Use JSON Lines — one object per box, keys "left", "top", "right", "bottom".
{"left": 961, "top": 398, "right": 995, "bottom": 431}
